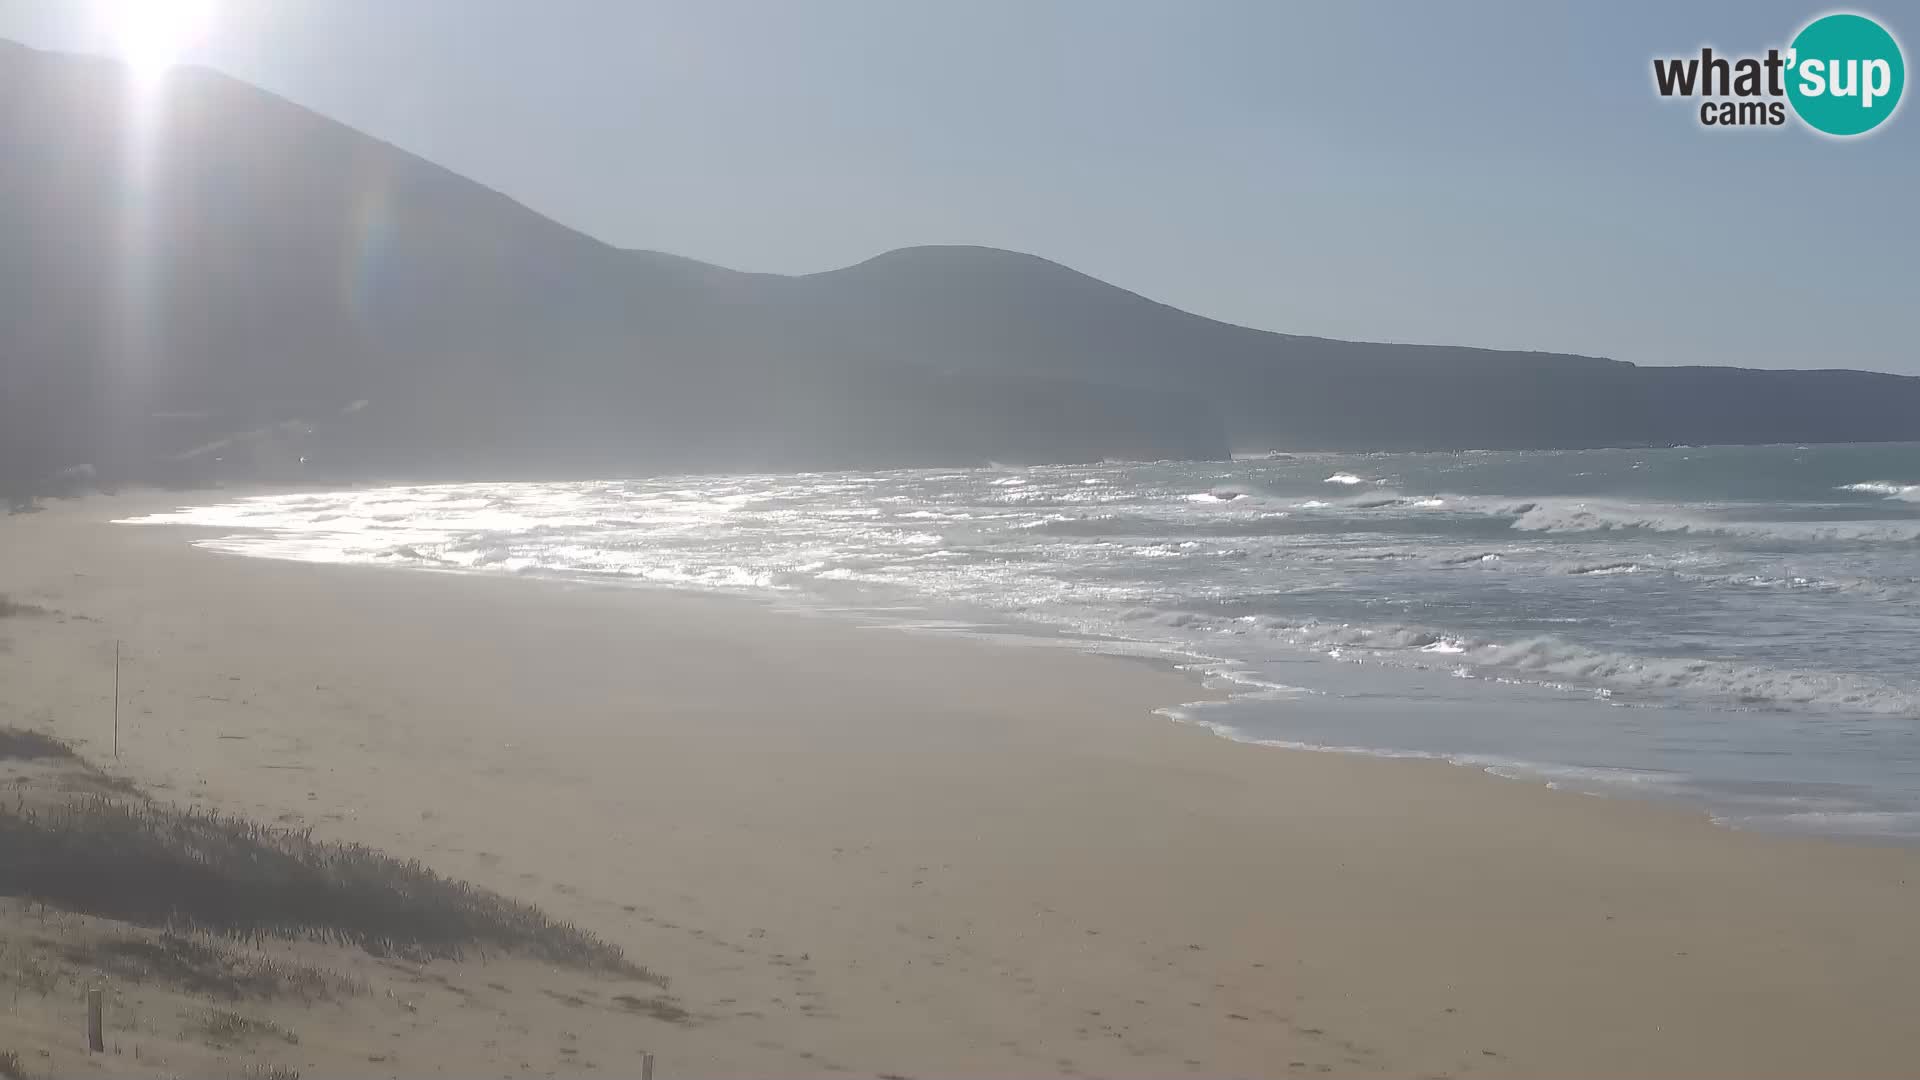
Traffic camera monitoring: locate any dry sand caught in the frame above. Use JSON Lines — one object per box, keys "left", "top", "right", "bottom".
{"left": 4, "top": 490, "right": 1920, "bottom": 1078}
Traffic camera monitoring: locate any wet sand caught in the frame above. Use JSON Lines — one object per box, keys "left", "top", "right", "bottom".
{"left": 4, "top": 490, "right": 1920, "bottom": 1078}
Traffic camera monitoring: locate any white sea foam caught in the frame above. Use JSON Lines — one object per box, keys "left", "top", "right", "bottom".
{"left": 1505, "top": 498, "right": 1920, "bottom": 542}
{"left": 1568, "top": 561, "right": 1642, "bottom": 576}
{"left": 118, "top": 449, "right": 1920, "bottom": 841}
{"left": 1839, "top": 481, "right": 1920, "bottom": 501}
{"left": 1234, "top": 618, "right": 1920, "bottom": 715}
{"left": 1204, "top": 668, "right": 1320, "bottom": 695}
{"left": 1715, "top": 810, "right": 1920, "bottom": 837}
{"left": 1475, "top": 761, "right": 1683, "bottom": 790}
{"left": 1441, "top": 552, "right": 1502, "bottom": 565}
{"left": 1463, "top": 635, "right": 1919, "bottom": 714}
{"left": 1158, "top": 715, "right": 1686, "bottom": 801}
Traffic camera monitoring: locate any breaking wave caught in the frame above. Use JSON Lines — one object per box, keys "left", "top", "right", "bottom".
{"left": 1221, "top": 616, "right": 1920, "bottom": 715}
{"left": 1505, "top": 498, "right": 1920, "bottom": 542}
{"left": 1840, "top": 481, "right": 1920, "bottom": 501}
{"left": 118, "top": 443, "right": 1920, "bottom": 839}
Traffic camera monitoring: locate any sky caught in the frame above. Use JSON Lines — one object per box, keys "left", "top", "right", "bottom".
{"left": 1, "top": 0, "right": 1915, "bottom": 373}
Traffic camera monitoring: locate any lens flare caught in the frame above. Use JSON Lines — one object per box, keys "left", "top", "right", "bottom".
{"left": 98, "top": 0, "right": 215, "bottom": 84}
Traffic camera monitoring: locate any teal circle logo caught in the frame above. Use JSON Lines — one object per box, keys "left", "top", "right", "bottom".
{"left": 1786, "top": 13, "right": 1905, "bottom": 136}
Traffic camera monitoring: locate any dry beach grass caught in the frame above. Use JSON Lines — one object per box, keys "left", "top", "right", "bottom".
{"left": 4, "top": 490, "right": 1920, "bottom": 1077}
{"left": 0, "top": 721, "right": 683, "bottom": 1077}
{"left": 0, "top": 793, "right": 640, "bottom": 972}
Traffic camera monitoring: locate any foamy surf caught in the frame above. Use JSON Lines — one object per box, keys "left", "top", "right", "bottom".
{"left": 121, "top": 442, "right": 1920, "bottom": 840}
{"left": 1839, "top": 481, "right": 1920, "bottom": 501}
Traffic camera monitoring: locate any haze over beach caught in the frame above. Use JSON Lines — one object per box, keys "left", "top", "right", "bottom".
{"left": 4, "top": 2, "right": 1920, "bottom": 1078}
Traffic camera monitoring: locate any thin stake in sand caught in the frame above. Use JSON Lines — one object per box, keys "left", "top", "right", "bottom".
{"left": 87, "top": 986, "right": 103, "bottom": 1052}
{"left": 112, "top": 639, "right": 120, "bottom": 759}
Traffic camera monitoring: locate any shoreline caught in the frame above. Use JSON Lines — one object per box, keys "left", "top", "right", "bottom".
{"left": 112, "top": 483, "right": 1920, "bottom": 850}
{"left": 8, "top": 490, "right": 1920, "bottom": 1076}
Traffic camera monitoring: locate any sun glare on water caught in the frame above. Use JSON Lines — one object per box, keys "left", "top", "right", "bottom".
{"left": 98, "top": 0, "right": 216, "bottom": 84}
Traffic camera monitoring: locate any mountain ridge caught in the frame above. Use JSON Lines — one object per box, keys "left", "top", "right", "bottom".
{"left": 5, "top": 39, "right": 1920, "bottom": 503}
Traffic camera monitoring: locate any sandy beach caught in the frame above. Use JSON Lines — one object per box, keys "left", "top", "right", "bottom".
{"left": 5, "top": 490, "right": 1920, "bottom": 1079}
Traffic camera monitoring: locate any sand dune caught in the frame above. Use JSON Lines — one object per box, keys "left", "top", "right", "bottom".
{"left": 4, "top": 491, "right": 1920, "bottom": 1078}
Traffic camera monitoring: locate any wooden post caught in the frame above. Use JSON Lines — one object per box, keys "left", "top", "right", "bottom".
{"left": 87, "top": 987, "right": 103, "bottom": 1052}
{"left": 641, "top": 1051, "right": 654, "bottom": 1080}
{"left": 112, "top": 640, "right": 120, "bottom": 759}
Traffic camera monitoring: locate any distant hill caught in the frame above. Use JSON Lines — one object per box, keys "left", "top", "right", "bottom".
{"left": 5, "top": 40, "right": 1920, "bottom": 501}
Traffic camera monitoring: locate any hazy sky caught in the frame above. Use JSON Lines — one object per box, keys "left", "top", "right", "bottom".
{"left": 2, "top": 1, "right": 1915, "bottom": 372}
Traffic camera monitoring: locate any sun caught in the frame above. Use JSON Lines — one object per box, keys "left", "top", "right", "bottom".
{"left": 98, "top": 0, "right": 216, "bottom": 83}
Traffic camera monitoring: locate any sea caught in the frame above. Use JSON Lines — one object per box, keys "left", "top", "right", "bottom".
{"left": 121, "top": 442, "right": 1920, "bottom": 842}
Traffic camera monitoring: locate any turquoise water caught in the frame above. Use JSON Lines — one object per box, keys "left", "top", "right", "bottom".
{"left": 125, "top": 443, "right": 1920, "bottom": 840}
